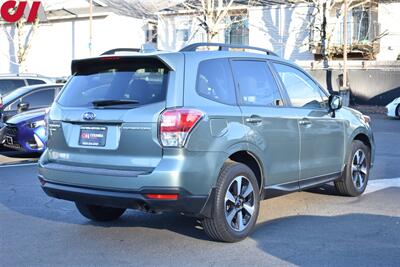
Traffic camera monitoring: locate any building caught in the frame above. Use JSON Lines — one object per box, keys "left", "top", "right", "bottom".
{"left": 157, "top": 0, "right": 400, "bottom": 63}
{"left": 0, "top": 0, "right": 152, "bottom": 77}
{"left": 157, "top": 0, "right": 400, "bottom": 105}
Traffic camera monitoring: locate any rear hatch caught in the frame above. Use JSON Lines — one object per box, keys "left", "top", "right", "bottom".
{"left": 47, "top": 57, "right": 172, "bottom": 171}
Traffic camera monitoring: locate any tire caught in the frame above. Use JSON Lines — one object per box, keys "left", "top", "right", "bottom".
{"left": 334, "top": 140, "right": 371, "bottom": 197}
{"left": 75, "top": 202, "right": 126, "bottom": 222}
{"left": 396, "top": 104, "right": 400, "bottom": 118}
{"left": 202, "top": 161, "right": 260, "bottom": 242}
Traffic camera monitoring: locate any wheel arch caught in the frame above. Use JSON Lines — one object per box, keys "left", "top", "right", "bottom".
{"left": 347, "top": 128, "right": 374, "bottom": 166}
{"left": 227, "top": 150, "right": 264, "bottom": 195}
{"left": 353, "top": 133, "right": 372, "bottom": 150}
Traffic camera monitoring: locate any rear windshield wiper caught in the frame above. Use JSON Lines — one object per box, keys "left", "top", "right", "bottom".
{"left": 92, "top": 100, "right": 139, "bottom": 108}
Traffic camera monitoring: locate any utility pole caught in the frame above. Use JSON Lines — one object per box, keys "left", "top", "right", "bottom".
{"left": 89, "top": 0, "right": 93, "bottom": 56}
{"left": 343, "top": 0, "right": 348, "bottom": 90}
{"left": 322, "top": 1, "right": 328, "bottom": 68}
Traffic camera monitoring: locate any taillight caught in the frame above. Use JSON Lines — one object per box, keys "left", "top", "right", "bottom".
{"left": 159, "top": 108, "right": 204, "bottom": 147}
{"left": 0, "top": 94, "right": 3, "bottom": 109}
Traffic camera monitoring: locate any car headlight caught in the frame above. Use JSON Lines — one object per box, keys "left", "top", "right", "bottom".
{"left": 28, "top": 120, "right": 46, "bottom": 129}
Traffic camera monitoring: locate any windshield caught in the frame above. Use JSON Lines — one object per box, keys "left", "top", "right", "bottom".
{"left": 58, "top": 61, "right": 169, "bottom": 108}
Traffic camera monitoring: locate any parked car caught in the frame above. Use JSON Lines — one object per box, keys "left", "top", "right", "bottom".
{"left": 386, "top": 97, "right": 400, "bottom": 118}
{"left": 0, "top": 74, "right": 54, "bottom": 96}
{"left": 38, "top": 43, "right": 375, "bottom": 242}
{"left": 0, "top": 84, "right": 63, "bottom": 123}
{"left": 2, "top": 108, "right": 47, "bottom": 152}
{"left": 0, "top": 84, "right": 63, "bottom": 144}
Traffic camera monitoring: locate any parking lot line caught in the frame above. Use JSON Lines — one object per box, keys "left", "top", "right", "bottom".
{"left": 0, "top": 162, "right": 38, "bottom": 168}
{"left": 365, "top": 178, "right": 400, "bottom": 194}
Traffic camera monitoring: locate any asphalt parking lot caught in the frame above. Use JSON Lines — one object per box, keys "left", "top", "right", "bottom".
{"left": 1, "top": 114, "right": 399, "bottom": 266}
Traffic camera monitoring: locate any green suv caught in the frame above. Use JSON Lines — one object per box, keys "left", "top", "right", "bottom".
{"left": 39, "top": 43, "right": 374, "bottom": 242}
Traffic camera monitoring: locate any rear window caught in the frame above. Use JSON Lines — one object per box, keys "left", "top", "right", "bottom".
{"left": 58, "top": 60, "right": 169, "bottom": 108}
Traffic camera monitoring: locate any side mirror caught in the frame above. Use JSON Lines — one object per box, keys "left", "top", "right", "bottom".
{"left": 328, "top": 95, "right": 342, "bottom": 118}
{"left": 329, "top": 94, "right": 342, "bottom": 111}
{"left": 17, "top": 102, "right": 30, "bottom": 113}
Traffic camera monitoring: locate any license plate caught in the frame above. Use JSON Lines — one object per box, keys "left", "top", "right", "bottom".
{"left": 79, "top": 126, "right": 107, "bottom": 147}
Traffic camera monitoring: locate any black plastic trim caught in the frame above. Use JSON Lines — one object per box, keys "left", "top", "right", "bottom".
{"left": 263, "top": 171, "right": 342, "bottom": 199}
{"left": 40, "top": 178, "right": 208, "bottom": 216}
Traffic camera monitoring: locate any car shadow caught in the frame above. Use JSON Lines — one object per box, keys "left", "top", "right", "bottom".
{"left": 1, "top": 170, "right": 399, "bottom": 249}
{"left": 251, "top": 212, "right": 400, "bottom": 266}
{"left": 303, "top": 183, "right": 344, "bottom": 196}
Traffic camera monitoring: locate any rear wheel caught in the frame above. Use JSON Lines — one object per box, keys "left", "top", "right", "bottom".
{"left": 75, "top": 202, "right": 126, "bottom": 222}
{"left": 334, "top": 140, "right": 371, "bottom": 196}
{"left": 396, "top": 104, "right": 400, "bottom": 117}
{"left": 202, "top": 161, "right": 260, "bottom": 242}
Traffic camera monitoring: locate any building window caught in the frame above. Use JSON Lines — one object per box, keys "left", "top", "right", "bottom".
{"left": 334, "top": 7, "right": 371, "bottom": 45}
{"left": 353, "top": 7, "right": 370, "bottom": 42}
{"left": 224, "top": 15, "right": 249, "bottom": 45}
{"left": 176, "top": 29, "right": 189, "bottom": 42}
{"left": 146, "top": 23, "right": 157, "bottom": 44}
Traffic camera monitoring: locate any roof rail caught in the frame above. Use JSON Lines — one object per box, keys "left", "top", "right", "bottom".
{"left": 179, "top": 42, "right": 278, "bottom": 57}
{"left": 101, "top": 48, "right": 140, "bottom": 56}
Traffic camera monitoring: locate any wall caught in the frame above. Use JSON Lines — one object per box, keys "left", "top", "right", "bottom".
{"left": 248, "top": 5, "right": 314, "bottom": 61}
{"left": 158, "top": 4, "right": 315, "bottom": 61}
{"left": 308, "top": 67, "right": 400, "bottom": 106}
{"left": 158, "top": 14, "right": 205, "bottom": 51}
{"left": 0, "top": 13, "right": 146, "bottom": 77}
{"left": 376, "top": 2, "right": 400, "bottom": 61}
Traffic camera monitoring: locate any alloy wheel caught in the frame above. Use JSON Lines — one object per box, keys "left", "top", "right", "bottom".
{"left": 224, "top": 176, "right": 255, "bottom": 232}
{"left": 351, "top": 149, "right": 368, "bottom": 190}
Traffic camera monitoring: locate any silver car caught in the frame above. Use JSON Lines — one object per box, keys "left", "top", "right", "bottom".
{"left": 39, "top": 43, "right": 375, "bottom": 242}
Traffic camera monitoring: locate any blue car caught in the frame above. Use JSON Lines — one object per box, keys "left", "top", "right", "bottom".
{"left": 2, "top": 108, "right": 47, "bottom": 153}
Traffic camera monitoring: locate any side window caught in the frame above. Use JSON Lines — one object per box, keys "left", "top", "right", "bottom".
{"left": 273, "top": 63, "right": 327, "bottom": 108}
{"left": 27, "top": 79, "right": 46, "bottom": 85}
{"left": 21, "top": 89, "right": 55, "bottom": 109}
{"left": 231, "top": 60, "right": 281, "bottom": 106}
{"left": 196, "top": 59, "right": 236, "bottom": 105}
{"left": 0, "top": 79, "right": 26, "bottom": 95}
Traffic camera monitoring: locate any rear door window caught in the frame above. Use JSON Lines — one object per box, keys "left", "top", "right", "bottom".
{"left": 58, "top": 60, "right": 169, "bottom": 108}
{"left": 196, "top": 59, "right": 236, "bottom": 105}
{"left": 8, "top": 89, "right": 56, "bottom": 110}
{"left": 22, "top": 89, "right": 55, "bottom": 109}
{"left": 231, "top": 60, "right": 281, "bottom": 106}
{"left": 0, "top": 79, "right": 26, "bottom": 95}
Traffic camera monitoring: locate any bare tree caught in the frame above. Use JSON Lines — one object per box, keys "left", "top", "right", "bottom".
{"left": 308, "top": 0, "right": 374, "bottom": 62}
{"left": 178, "top": 0, "right": 264, "bottom": 43}
{"left": 0, "top": 0, "right": 48, "bottom": 73}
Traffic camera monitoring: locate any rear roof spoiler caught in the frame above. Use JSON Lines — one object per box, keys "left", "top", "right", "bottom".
{"left": 71, "top": 56, "right": 173, "bottom": 74}
{"left": 100, "top": 48, "right": 140, "bottom": 55}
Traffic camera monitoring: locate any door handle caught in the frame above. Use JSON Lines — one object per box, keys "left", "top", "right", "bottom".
{"left": 299, "top": 118, "right": 312, "bottom": 126}
{"left": 246, "top": 115, "right": 262, "bottom": 124}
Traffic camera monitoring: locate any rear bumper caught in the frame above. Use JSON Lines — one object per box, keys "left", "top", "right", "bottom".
{"left": 40, "top": 176, "right": 212, "bottom": 217}
{"left": 38, "top": 149, "right": 227, "bottom": 195}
